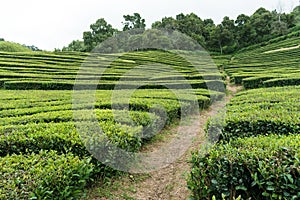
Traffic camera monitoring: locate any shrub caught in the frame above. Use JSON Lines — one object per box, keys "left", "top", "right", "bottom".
{"left": 0, "top": 150, "right": 94, "bottom": 200}
{"left": 188, "top": 134, "right": 300, "bottom": 200}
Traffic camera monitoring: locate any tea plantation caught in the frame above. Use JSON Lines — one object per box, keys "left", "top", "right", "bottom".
{"left": 0, "top": 50, "right": 225, "bottom": 199}
{"left": 188, "top": 33, "right": 300, "bottom": 199}
{"left": 226, "top": 31, "right": 300, "bottom": 89}
{"left": 1, "top": 31, "right": 299, "bottom": 200}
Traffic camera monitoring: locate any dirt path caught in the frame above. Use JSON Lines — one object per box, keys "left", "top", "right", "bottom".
{"left": 90, "top": 82, "right": 241, "bottom": 200}
{"left": 263, "top": 44, "right": 300, "bottom": 54}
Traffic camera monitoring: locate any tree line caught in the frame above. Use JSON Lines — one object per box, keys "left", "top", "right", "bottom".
{"left": 61, "top": 6, "right": 300, "bottom": 54}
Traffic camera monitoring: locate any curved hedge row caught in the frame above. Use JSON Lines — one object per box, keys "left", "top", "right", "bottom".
{"left": 0, "top": 87, "right": 220, "bottom": 198}
{"left": 0, "top": 49, "right": 225, "bottom": 199}
{"left": 225, "top": 34, "right": 300, "bottom": 89}
{"left": 189, "top": 85, "right": 300, "bottom": 199}
{"left": 0, "top": 50, "right": 224, "bottom": 91}
{"left": 208, "top": 86, "right": 300, "bottom": 141}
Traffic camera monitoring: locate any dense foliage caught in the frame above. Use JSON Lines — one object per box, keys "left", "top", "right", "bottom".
{"left": 188, "top": 135, "right": 300, "bottom": 199}
{"left": 189, "top": 85, "right": 300, "bottom": 199}
{"left": 0, "top": 151, "right": 94, "bottom": 199}
{"left": 62, "top": 6, "right": 300, "bottom": 54}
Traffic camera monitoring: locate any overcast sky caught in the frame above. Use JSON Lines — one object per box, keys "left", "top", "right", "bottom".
{"left": 1, "top": 0, "right": 298, "bottom": 51}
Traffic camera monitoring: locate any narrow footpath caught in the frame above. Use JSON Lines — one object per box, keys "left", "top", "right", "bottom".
{"left": 90, "top": 82, "right": 241, "bottom": 200}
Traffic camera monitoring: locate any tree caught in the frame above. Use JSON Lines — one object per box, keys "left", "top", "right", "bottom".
{"left": 271, "top": 21, "right": 288, "bottom": 36}
{"left": 250, "top": 8, "right": 273, "bottom": 42}
{"left": 208, "top": 22, "right": 235, "bottom": 54}
{"left": 236, "top": 14, "right": 250, "bottom": 27}
{"left": 142, "top": 29, "right": 173, "bottom": 50}
{"left": 202, "top": 19, "right": 215, "bottom": 47}
{"left": 24, "top": 45, "right": 41, "bottom": 51}
{"left": 291, "top": 6, "right": 300, "bottom": 28}
{"left": 122, "top": 13, "right": 146, "bottom": 31}
{"left": 62, "top": 40, "right": 85, "bottom": 52}
{"left": 175, "top": 13, "right": 205, "bottom": 46}
{"left": 152, "top": 17, "right": 178, "bottom": 30}
{"left": 235, "top": 14, "right": 256, "bottom": 47}
{"left": 83, "top": 18, "right": 117, "bottom": 52}
{"left": 0, "top": 38, "right": 4, "bottom": 41}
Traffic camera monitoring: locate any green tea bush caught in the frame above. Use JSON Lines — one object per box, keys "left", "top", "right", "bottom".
{"left": 225, "top": 35, "right": 300, "bottom": 89}
{"left": 188, "top": 134, "right": 300, "bottom": 200}
{"left": 0, "top": 150, "right": 94, "bottom": 200}
{"left": 263, "top": 77, "right": 300, "bottom": 88}
{"left": 242, "top": 76, "right": 276, "bottom": 89}
{"left": 217, "top": 86, "right": 300, "bottom": 141}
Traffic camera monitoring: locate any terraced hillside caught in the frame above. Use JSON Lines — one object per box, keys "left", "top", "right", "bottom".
{"left": 226, "top": 31, "right": 300, "bottom": 89}
{"left": 0, "top": 50, "right": 225, "bottom": 199}
{"left": 188, "top": 33, "right": 300, "bottom": 199}
{"left": 0, "top": 50, "right": 225, "bottom": 90}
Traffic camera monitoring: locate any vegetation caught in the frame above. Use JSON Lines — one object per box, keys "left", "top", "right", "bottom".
{"left": 0, "top": 41, "right": 32, "bottom": 52}
{"left": 0, "top": 48, "right": 225, "bottom": 198}
{"left": 1, "top": 5, "right": 300, "bottom": 199}
{"left": 189, "top": 85, "right": 300, "bottom": 199}
{"left": 226, "top": 31, "right": 300, "bottom": 89}
{"left": 0, "top": 50, "right": 225, "bottom": 90}
{"left": 0, "top": 151, "right": 93, "bottom": 199}
{"left": 62, "top": 7, "right": 300, "bottom": 54}
{"left": 188, "top": 27, "right": 300, "bottom": 199}
{"left": 189, "top": 134, "right": 300, "bottom": 199}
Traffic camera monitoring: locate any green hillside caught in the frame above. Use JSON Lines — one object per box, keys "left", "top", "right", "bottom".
{"left": 0, "top": 41, "right": 31, "bottom": 52}
{"left": 225, "top": 31, "right": 300, "bottom": 89}
{"left": 1, "top": 30, "right": 300, "bottom": 200}
{"left": 0, "top": 49, "right": 225, "bottom": 199}
{"left": 188, "top": 32, "right": 300, "bottom": 199}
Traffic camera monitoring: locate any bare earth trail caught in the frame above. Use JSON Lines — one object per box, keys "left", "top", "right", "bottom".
{"left": 92, "top": 83, "right": 241, "bottom": 200}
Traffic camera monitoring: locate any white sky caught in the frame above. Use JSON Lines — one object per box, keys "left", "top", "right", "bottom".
{"left": 1, "top": 0, "right": 298, "bottom": 51}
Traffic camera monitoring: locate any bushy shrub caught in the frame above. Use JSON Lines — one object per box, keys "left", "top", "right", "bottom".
{"left": 188, "top": 134, "right": 300, "bottom": 200}
{"left": 0, "top": 150, "right": 94, "bottom": 200}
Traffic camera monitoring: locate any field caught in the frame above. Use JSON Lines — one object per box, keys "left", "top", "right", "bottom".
{"left": 188, "top": 33, "right": 300, "bottom": 199}
{"left": 0, "top": 50, "right": 226, "bottom": 199}
{"left": 0, "top": 31, "right": 299, "bottom": 199}
{"left": 226, "top": 31, "right": 300, "bottom": 89}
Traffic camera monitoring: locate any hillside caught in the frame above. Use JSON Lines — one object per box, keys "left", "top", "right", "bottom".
{"left": 0, "top": 41, "right": 31, "bottom": 52}
{"left": 225, "top": 31, "right": 300, "bottom": 89}
{"left": 0, "top": 49, "right": 225, "bottom": 199}
{"left": 0, "top": 29, "right": 299, "bottom": 199}
{"left": 188, "top": 31, "right": 300, "bottom": 199}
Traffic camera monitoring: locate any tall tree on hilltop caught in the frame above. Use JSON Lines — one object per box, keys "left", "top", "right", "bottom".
{"left": 175, "top": 13, "right": 206, "bottom": 46}
{"left": 202, "top": 18, "right": 215, "bottom": 43}
{"left": 83, "top": 18, "right": 117, "bottom": 52}
{"left": 235, "top": 14, "right": 256, "bottom": 47}
{"left": 152, "top": 17, "right": 178, "bottom": 30}
{"left": 62, "top": 40, "right": 85, "bottom": 52}
{"left": 250, "top": 8, "right": 273, "bottom": 42}
{"left": 122, "top": 13, "right": 146, "bottom": 31}
{"left": 208, "top": 16, "right": 236, "bottom": 54}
